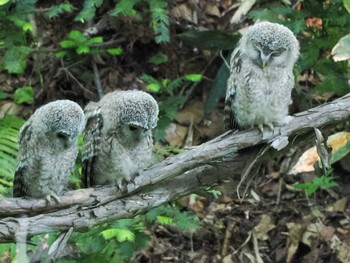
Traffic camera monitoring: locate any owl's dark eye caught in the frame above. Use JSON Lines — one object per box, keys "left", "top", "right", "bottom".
{"left": 272, "top": 49, "right": 285, "bottom": 57}
{"left": 57, "top": 131, "right": 68, "bottom": 139}
{"left": 129, "top": 125, "right": 138, "bottom": 131}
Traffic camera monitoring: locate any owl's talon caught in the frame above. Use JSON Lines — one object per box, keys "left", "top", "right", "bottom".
{"left": 46, "top": 193, "right": 61, "bottom": 204}
{"left": 266, "top": 123, "right": 274, "bottom": 131}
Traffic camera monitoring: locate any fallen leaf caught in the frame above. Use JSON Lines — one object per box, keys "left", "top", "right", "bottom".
{"left": 326, "top": 198, "right": 347, "bottom": 213}
{"left": 289, "top": 132, "right": 350, "bottom": 175}
{"left": 254, "top": 214, "right": 276, "bottom": 241}
{"left": 164, "top": 123, "right": 188, "bottom": 147}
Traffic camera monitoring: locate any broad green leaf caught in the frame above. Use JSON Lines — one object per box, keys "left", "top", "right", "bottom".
{"left": 55, "top": 50, "right": 68, "bottom": 58}
{"left": 332, "top": 33, "right": 350, "bottom": 62}
{"left": 85, "top": 36, "right": 104, "bottom": 45}
{"left": 76, "top": 45, "right": 89, "bottom": 54}
{"left": 146, "top": 82, "right": 161, "bottom": 92}
{"left": 13, "top": 86, "right": 34, "bottom": 104}
{"left": 184, "top": 74, "right": 203, "bottom": 82}
{"left": 60, "top": 40, "right": 77, "bottom": 48}
{"left": 107, "top": 47, "right": 123, "bottom": 55}
{"left": 344, "top": 0, "right": 350, "bottom": 13}
{"left": 149, "top": 54, "right": 168, "bottom": 65}
{"left": 68, "top": 30, "right": 86, "bottom": 43}
{"left": 0, "top": 0, "right": 10, "bottom": 5}
{"left": 179, "top": 30, "right": 240, "bottom": 51}
{"left": 4, "top": 47, "right": 31, "bottom": 74}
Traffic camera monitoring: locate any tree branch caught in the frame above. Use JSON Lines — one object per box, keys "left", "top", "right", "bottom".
{"left": 1, "top": 93, "right": 350, "bottom": 242}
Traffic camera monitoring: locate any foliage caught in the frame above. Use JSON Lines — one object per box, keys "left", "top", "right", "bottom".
{"left": 56, "top": 30, "right": 122, "bottom": 58}
{"left": 13, "top": 86, "right": 34, "bottom": 104}
{"left": 64, "top": 205, "right": 199, "bottom": 261}
{"left": 140, "top": 73, "right": 203, "bottom": 141}
{"left": 0, "top": 115, "right": 25, "bottom": 197}
{"left": 294, "top": 170, "right": 338, "bottom": 197}
{"left": 111, "top": 0, "right": 170, "bottom": 43}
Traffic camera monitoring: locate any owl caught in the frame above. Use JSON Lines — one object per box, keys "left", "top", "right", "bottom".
{"left": 224, "top": 21, "right": 300, "bottom": 132}
{"left": 13, "top": 100, "right": 85, "bottom": 203}
{"left": 82, "top": 90, "right": 159, "bottom": 191}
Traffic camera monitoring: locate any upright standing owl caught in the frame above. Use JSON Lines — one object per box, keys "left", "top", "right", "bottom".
{"left": 224, "top": 22, "right": 299, "bottom": 132}
{"left": 13, "top": 100, "right": 85, "bottom": 202}
{"left": 82, "top": 90, "right": 159, "bottom": 190}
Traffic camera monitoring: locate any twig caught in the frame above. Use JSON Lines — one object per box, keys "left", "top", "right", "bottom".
{"left": 91, "top": 59, "right": 104, "bottom": 99}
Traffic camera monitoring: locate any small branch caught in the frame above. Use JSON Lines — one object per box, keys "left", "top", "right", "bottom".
{"left": 91, "top": 59, "right": 104, "bottom": 99}
{"left": 1, "top": 93, "right": 350, "bottom": 242}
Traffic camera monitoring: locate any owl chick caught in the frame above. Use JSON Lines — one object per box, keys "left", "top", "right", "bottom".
{"left": 224, "top": 21, "right": 299, "bottom": 132}
{"left": 82, "top": 90, "right": 159, "bottom": 190}
{"left": 13, "top": 100, "right": 85, "bottom": 203}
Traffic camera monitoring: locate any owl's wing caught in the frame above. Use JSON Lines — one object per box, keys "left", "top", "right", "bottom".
{"left": 13, "top": 122, "right": 32, "bottom": 197}
{"left": 82, "top": 107, "right": 103, "bottom": 188}
{"left": 224, "top": 48, "right": 242, "bottom": 131}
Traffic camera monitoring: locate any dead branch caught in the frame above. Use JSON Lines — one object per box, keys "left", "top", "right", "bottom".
{"left": 1, "top": 93, "right": 350, "bottom": 242}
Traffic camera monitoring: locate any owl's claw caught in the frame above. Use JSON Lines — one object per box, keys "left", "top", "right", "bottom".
{"left": 46, "top": 193, "right": 61, "bottom": 204}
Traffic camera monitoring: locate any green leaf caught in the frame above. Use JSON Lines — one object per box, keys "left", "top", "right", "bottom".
{"left": 0, "top": 0, "right": 10, "bottom": 5}
{"left": 111, "top": 0, "right": 140, "bottom": 16}
{"left": 68, "top": 30, "right": 86, "bottom": 43}
{"left": 60, "top": 40, "right": 77, "bottom": 48}
{"left": 85, "top": 36, "right": 103, "bottom": 45}
{"left": 101, "top": 229, "right": 135, "bottom": 243}
{"left": 13, "top": 86, "right": 34, "bottom": 104}
{"left": 156, "top": 215, "right": 173, "bottom": 225}
{"left": 107, "top": 47, "right": 123, "bottom": 55}
{"left": 205, "top": 59, "right": 230, "bottom": 115}
{"left": 76, "top": 45, "right": 90, "bottom": 54}
{"left": 146, "top": 82, "right": 161, "bottom": 92}
{"left": 0, "top": 92, "right": 8, "bottom": 100}
{"left": 332, "top": 33, "right": 350, "bottom": 61}
{"left": 4, "top": 46, "right": 31, "bottom": 74}
{"left": 149, "top": 54, "right": 168, "bottom": 65}
{"left": 46, "top": 3, "right": 73, "bottom": 18}
{"left": 184, "top": 74, "right": 203, "bottom": 82}
{"left": 344, "top": 0, "right": 350, "bottom": 13}
{"left": 179, "top": 30, "right": 240, "bottom": 51}
{"left": 294, "top": 174, "right": 338, "bottom": 196}
{"left": 55, "top": 50, "right": 68, "bottom": 58}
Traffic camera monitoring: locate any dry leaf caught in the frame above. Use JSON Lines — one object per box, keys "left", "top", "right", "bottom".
{"left": 326, "top": 198, "right": 347, "bottom": 213}
{"left": 289, "top": 132, "right": 350, "bottom": 175}
{"left": 164, "top": 123, "right": 188, "bottom": 147}
{"left": 254, "top": 214, "right": 276, "bottom": 241}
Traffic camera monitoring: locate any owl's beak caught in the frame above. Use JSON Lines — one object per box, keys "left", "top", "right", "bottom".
{"left": 260, "top": 54, "right": 269, "bottom": 69}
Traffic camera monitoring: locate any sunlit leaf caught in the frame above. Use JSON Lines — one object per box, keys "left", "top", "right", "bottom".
{"left": 76, "top": 45, "right": 89, "bottom": 54}
{"left": 107, "top": 47, "right": 123, "bottom": 55}
{"left": 68, "top": 30, "right": 86, "bottom": 43}
{"left": 60, "top": 40, "right": 77, "bottom": 48}
{"left": 184, "top": 74, "right": 203, "bottom": 82}
{"left": 85, "top": 36, "right": 103, "bottom": 45}
{"left": 0, "top": 0, "right": 10, "bottom": 5}
{"left": 344, "top": 0, "right": 350, "bottom": 13}
{"left": 146, "top": 82, "right": 161, "bottom": 92}
{"left": 332, "top": 33, "right": 350, "bottom": 61}
{"left": 157, "top": 215, "right": 173, "bottom": 225}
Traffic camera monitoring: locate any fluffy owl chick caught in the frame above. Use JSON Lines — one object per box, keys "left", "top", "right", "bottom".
{"left": 82, "top": 90, "right": 159, "bottom": 190}
{"left": 13, "top": 100, "right": 85, "bottom": 202}
{"left": 224, "top": 21, "right": 299, "bottom": 132}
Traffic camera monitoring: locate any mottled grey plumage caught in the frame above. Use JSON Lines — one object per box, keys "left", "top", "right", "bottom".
{"left": 13, "top": 100, "right": 85, "bottom": 201}
{"left": 224, "top": 22, "right": 300, "bottom": 131}
{"left": 82, "top": 90, "right": 159, "bottom": 190}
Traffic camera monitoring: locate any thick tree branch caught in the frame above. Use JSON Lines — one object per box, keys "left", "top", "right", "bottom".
{"left": 1, "top": 93, "right": 350, "bottom": 242}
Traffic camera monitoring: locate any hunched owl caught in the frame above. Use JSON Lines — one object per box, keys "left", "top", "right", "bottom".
{"left": 13, "top": 100, "right": 85, "bottom": 202}
{"left": 82, "top": 90, "right": 159, "bottom": 190}
{"left": 224, "top": 21, "right": 300, "bottom": 132}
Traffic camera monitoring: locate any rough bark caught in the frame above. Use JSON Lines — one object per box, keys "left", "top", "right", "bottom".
{"left": 1, "top": 93, "right": 350, "bottom": 243}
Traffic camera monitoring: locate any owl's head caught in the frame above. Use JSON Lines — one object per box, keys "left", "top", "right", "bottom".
{"left": 34, "top": 100, "right": 85, "bottom": 150}
{"left": 97, "top": 90, "right": 158, "bottom": 145}
{"left": 241, "top": 21, "right": 299, "bottom": 69}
